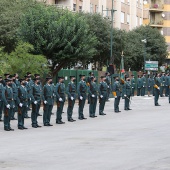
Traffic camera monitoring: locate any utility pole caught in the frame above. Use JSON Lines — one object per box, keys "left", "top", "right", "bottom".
{"left": 102, "top": 0, "right": 116, "bottom": 73}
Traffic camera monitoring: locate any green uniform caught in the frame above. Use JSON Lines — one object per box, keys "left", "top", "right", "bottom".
{"left": 137, "top": 78, "right": 142, "bottom": 96}
{"left": 88, "top": 81, "right": 98, "bottom": 117}
{"left": 105, "top": 75, "right": 111, "bottom": 101}
{"left": 131, "top": 78, "right": 136, "bottom": 96}
{"left": 0, "top": 83, "right": 5, "bottom": 121}
{"left": 77, "top": 80, "right": 87, "bottom": 119}
{"left": 147, "top": 78, "right": 152, "bottom": 93}
{"left": 11, "top": 82, "right": 18, "bottom": 119}
{"left": 25, "top": 81, "right": 32, "bottom": 118}
{"left": 66, "top": 81, "right": 76, "bottom": 121}
{"left": 165, "top": 75, "right": 169, "bottom": 97}
{"left": 98, "top": 81, "right": 107, "bottom": 115}
{"left": 42, "top": 84, "right": 54, "bottom": 125}
{"left": 32, "top": 83, "right": 42, "bottom": 127}
{"left": 154, "top": 77, "right": 161, "bottom": 106}
{"left": 18, "top": 85, "right": 30, "bottom": 128}
{"left": 124, "top": 81, "right": 131, "bottom": 110}
{"left": 160, "top": 75, "right": 165, "bottom": 97}
{"left": 56, "top": 82, "right": 65, "bottom": 122}
{"left": 141, "top": 76, "right": 146, "bottom": 96}
{"left": 3, "top": 85, "right": 15, "bottom": 130}
{"left": 112, "top": 81, "right": 121, "bottom": 112}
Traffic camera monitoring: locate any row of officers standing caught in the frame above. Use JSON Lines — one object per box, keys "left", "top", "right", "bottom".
{"left": 0, "top": 72, "right": 167, "bottom": 131}
{"left": 0, "top": 72, "right": 111, "bottom": 131}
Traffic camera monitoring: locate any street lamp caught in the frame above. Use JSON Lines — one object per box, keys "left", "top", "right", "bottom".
{"left": 102, "top": 0, "right": 116, "bottom": 73}
{"left": 141, "top": 39, "right": 147, "bottom": 72}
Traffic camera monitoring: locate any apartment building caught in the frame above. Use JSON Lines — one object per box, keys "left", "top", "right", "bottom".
{"left": 143, "top": 0, "right": 170, "bottom": 60}
{"left": 41, "top": 0, "right": 144, "bottom": 31}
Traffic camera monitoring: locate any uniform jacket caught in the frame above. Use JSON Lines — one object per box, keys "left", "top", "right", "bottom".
{"left": 42, "top": 84, "right": 54, "bottom": 105}
{"left": 124, "top": 81, "right": 131, "bottom": 96}
{"left": 55, "top": 82, "right": 65, "bottom": 102}
{"left": 66, "top": 81, "right": 76, "bottom": 99}
{"left": 77, "top": 80, "right": 87, "bottom": 98}
{"left": 112, "top": 81, "right": 122, "bottom": 97}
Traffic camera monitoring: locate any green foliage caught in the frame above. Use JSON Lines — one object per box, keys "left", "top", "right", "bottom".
{"left": 0, "top": 42, "right": 49, "bottom": 77}
{"left": 0, "top": 0, "right": 36, "bottom": 52}
{"left": 19, "top": 4, "right": 97, "bottom": 75}
{"left": 124, "top": 25, "right": 168, "bottom": 71}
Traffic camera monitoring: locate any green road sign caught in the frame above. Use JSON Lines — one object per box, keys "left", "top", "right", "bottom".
{"left": 145, "top": 61, "right": 158, "bottom": 71}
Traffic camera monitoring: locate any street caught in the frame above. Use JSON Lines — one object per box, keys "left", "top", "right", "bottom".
{"left": 0, "top": 96, "right": 170, "bottom": 170}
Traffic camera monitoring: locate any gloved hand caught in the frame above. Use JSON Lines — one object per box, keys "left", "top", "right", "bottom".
{"left": 143, "top": 86, "right": 145, "bottom": 87}
{"left": 115, "top": 96, "right": 117, "bottom": 98}
{"left": 92, "top": 94, "right": 95, "bottom": 98}
{"left": 132, "top": 87, "right": 134, "bottom": 89}
{"left": 13, "top": 105, "right": 15, "bottom": 108}
{"left": 19, "top": 103, "right": 23, "bottom": 107}
{"left": 6, "top": 104, "right": 10, "bottom": 109}
{"left": 59, "top": 98, "right": 63, "bottom": 102}
{"left": 100, "top": 95, "right": 103, "bottom": 98}
{"left": 124, "top": 95, "right": 127, "bottom": 97}
{"left": 80, "top": 96, "right": 83, "bottom": 100}
{"left": 44, "top": 101, "right": 47, "bottom": 104}
{"left": 30, "top": 98, "right": 31, "bottom": 101}
{"left": 158, "top": 87, "right": 160, "bottom": 90}
{"left": 34, "top": 101, "right": 37, "bottom": 104}
{"left": 71, "top": 96, "right": 74, "bottom": 101}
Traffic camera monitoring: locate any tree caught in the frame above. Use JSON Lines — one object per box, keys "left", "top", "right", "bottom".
{"left": 19, "top": 4, "right": 97, "bottom": 76}
{"left": 0, "top": 0, "right": 35, "bottom": 52}
{"left": 0, "top": 42, "right": 49, "bottom": 77}
{"left": 124, "top": 25, "right": 168, "bottom": 71}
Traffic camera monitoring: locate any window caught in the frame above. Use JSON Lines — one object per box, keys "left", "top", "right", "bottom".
{"left": 106, "top": 8, "right": 109, "bottom": 16}
{"left": 79, "top": 6, "right": 82, "bottom": 12}
{"left": 140, "top": 17, "right": 142, "bottom": 25}
{"left": 73, "top": 4, "right": 76, "bottom": 11}
{"left": 121, "top": 0, "right": 124, "bottom": 2}
{"left": 95, "top": 5, "right": 98, "bottom": 13}
{"left": 136, "top": 16, "right": 138, "bottom": 26}
{"left": 90, "top": 3, "right": 93, "bottom": 13}
{"left": 121, "top": 12, "right": 125, "bottom": 23}
{"left": 127, "top": 14, "right": 130, "bottom": 24}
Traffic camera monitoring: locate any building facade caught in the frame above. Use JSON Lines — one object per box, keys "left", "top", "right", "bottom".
{"left": 143, "top": 0, "right": 170, "bottom": 60}
{"left": 40, "top": 0, "right": 144, "bottom": 31}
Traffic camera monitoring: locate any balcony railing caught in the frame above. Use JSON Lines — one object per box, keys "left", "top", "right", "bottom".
{"left": 149, "top": 4, "right": 164, "bottom": 12}
{"left": 53, "top": 4, "right": 71, "bottom": 10}
{"left": 150, "top": 20, "right": 164, "bottom": 27}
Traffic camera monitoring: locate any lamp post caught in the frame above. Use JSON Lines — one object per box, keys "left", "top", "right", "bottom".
{"left": 141, "top": 39, "right": 147, "bottom": 72}
{"left": 102, "top": 0, "right": 116, "bottom": 73}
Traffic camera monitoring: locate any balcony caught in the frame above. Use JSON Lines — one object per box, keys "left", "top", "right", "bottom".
{"left": 53, "top": 4, "right": 71, "bottom": 10}
{"left": 150, "top": 20, "right": 164, "bottom": 27}
{"left": 149, "top": 4, "right": 164, "bottom": 12}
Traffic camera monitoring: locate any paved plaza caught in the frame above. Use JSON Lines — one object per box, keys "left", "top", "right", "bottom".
{"left": 0, "top": 96, "right": 170, "bottom": 170}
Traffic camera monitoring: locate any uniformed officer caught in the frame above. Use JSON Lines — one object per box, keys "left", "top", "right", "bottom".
{"left": 42, "top": 77, "right": 54, "bottom": 126}
{"left": 131, "top": 75, "right": 136, "bottom": 96}
{"left": 124, "top": 77, "right": 132, "bottom": 110}
{"left": 0, "top": 76, "right": 4, "bottom": 121}
{"left": 31, "top": 78, "right": 42, "bottom": 128}
{"left": 147, "top": 75, "right": 152, "bottom": 97}
{"left": 165, "top": 73, "right": 169, "bottom": 97}
{"left": 112, "top": 76, "right": 122, "bottom": 113}
{"left": 154, "top": 73, "right": 161, "bottom": 106}
{"left": 2, "top": 73, "right": 10, "bottom": 87}
{"left": 98, "top": 76, "right": 107, "bottom": 115}
{"left": 152, "top": 74, "right": 155, "bottom": 96}
{"left": 24, "top": 75, "right": 32, "bottom": 118}
{"left": 77, "top": 74, "right": 87, "bottom": 120}
{"left": 10, "top": 75, "right": 18, "bottom": 120}
{"left": 56, "top": 77, "right": 65, "bottom": 124}
{"left": 137, "top": 75, "right": 142, "bottom": 96}
{"left": 26, "top": 72, "right": 33, "bottom": 110}
{"left": 14, "top": 73, "right": 20, "bottom": 87}
{"left": 66, "top": 76, "right": 76, "bottom": 122}
{"left": 160, "top": 73, "right": 166, "bottom": 97}
{"left": 3, "top": 78, "right": 15, "bottom": 131}
{"left": 88, "top": 76, "right": 98, "bottom": 118}
{"left": 18, "top": 79, "right": 36, "bottom": 130}
{"left": 34, "top": 74, "right": 43, "bottom": 116}
{"left": 87, "top": 72, "right": 94, "bottom": 104}
{"left": 105, "top": 72, "right": 111, "bottom": 101}
{"left": 141, "top": 73, "right": 146, "bottom": 96}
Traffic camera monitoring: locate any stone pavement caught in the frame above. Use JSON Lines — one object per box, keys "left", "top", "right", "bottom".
{"left": 0, "top": 96, "right": 170, "bottom": 170}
